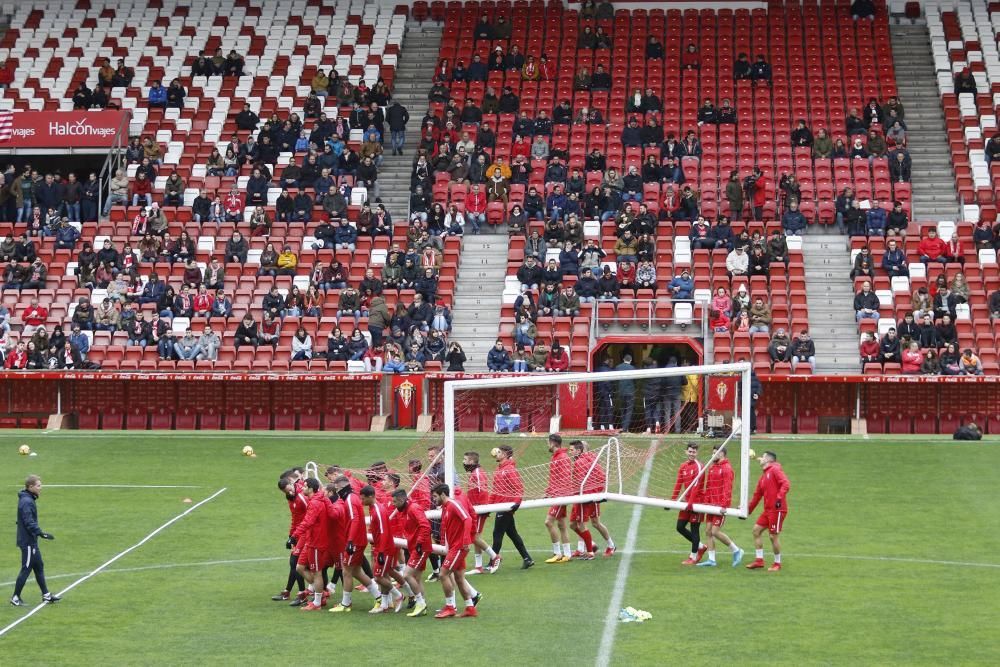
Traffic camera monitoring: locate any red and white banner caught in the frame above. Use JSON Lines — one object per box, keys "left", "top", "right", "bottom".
{"left": 0, "top": 110, "right": 129, "bottom": 149}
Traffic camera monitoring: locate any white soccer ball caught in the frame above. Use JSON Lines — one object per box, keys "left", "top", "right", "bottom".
{"left": 748, "top": 448, "right": 757, "bottom": 458}
{"left": 490, "top": 447, "right": 500, "bottom": 458}
{"left": 18, "top": 444, "right": 31, "bottom": 456}
{"left": 242, "top": 445, "right": 255, "bottom": 457}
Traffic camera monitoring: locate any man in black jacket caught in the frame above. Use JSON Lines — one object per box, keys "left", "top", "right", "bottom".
{"left": 386, "top": 100, "right": 409, "bottom": 155}
{"left": 12, "top": 475, "right": 59, "bottom": 606}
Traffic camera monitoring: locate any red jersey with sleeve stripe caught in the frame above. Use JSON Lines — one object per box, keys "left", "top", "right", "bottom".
{"left": 453, "top": 488, "right": 476, "bottom": 526}
{"left": 287, "top": 491, "right": 309, "bottom": 537}
{"left": 573, "top": 451, "right": 606, "bottom": 495}
{"left": 704, "top": 458, "right": 734, "bottom": 508}
{"left": 342, "top": 491, "right": 368, "bottom": 550}
{"left": 491, "top": 458, "right": 524, "bottom": 504}
{"left": 408, "top": 474, "right": 432, "bottom": 510}
{"left": 368, "top": 500, "right": 396, "bottom": 553}
{"left": 292, "top": 492, "right": 332, "bottom": 550}
{"left": 545, "top": 448, "right": 575, "bottom": 498}
{"left": 671, "top": 459, "right": 703, "bottom": 505}
{"left": 325, "top": 496, "right": 347, "bottom": 555}
{"left": 465, "top": 466, "right": 490, "bottom": 506}
{"left": 749, "top": 462, "right": 790, "bottom": 513}
{"left": 440, "top": 497, "right": 473, "bottom": 549}
{"left": 344, "top": 471, "right": 365, "bottom": 493}
{"left": 394, "top": 500, "right": 432, "bottom": 553}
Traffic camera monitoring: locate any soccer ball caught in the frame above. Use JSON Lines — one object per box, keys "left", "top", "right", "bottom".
{"left": 242, "top": 445, "right": 255, "bottom": 457}
{"left": 748, "top": 448, "right": 757, "bottom": 458}
{"left": 18, "top": 444, "right": 30, "bottom": 456}
{"left": 490, "top": 447, "right": 500, "bottom": 458}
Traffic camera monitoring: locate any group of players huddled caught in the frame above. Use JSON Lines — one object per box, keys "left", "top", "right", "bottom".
{"left": 274, "top": 435, "right": 791, "bottom": 619}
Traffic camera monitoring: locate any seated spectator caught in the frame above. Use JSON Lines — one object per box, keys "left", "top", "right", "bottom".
{"left": 709, "top": 309, "right": 730, "bottom": 333}
{"left": 276, "top": 245, "right": 298, "bottom": 276}
{"left": 768, "top": 329, "right": 792, "bottom": 365}
{"left": 882, "top": 238, "right": 909, "bottom": 278}
{"left": 854, "top": 280, "right": 880, "bottom": 321}
{"left": 880, "top": 327, "right": 901, "bottom": 363}
{"left": 668, "top": 269, "right": 694, "bottom": 301}
{"left": 726, "top": 245, "right": 749, "bottom": 277}
{"left": 851, "top": 0, "right": 876, "bottom": 19}
{"left": 943, "top": 232, "right": 964, "bottom": 266}
{"left": 917, "top": 313, "right": 940, "bottom": 349}
{"left": 487, "top": 340, "right": 513, "bottom": 372}
{"left": 889, "top": 151, "right": 911, "bottom": 182}
{"left": 750, "top": 54, "right": 772, "bottom": 85}
{"left": 851, "top": 246, "right": 875, "bottom": 280}
{"left": 919, "top": 348, "right": 940, "bottom": 375}
{"left": 901, "top": 341, "right": 922, "bottom": 374}
{"left": 225, "top": 231, "right": 248, "bottom": 264}
{"left": 781, "top": 200, "right": 807, "bottom": 235}
{"left": 597, "top": 266, "right": 620, "bottom": 303}
{"left": 934, "top": 287, "right": 958, "bottom": 321}
{"left": 545, "top": 340, "right": 570, "bottom": 372}
{"left": 959, "top": 349, "right": 984, "bottom": 376}
{"left": 860, "top": 332, "right": 880, "bottom": 364}
{"left": 790, "top": 330, "right": 816, "bottom": 373}
{"left": 866, "top": 200, "right": 887, "bottom": 237}
{"left": 954, "top": 68, "right": 977, "bottom": 95}
{"left": 291, "top": 326, "right": 313, "bottom": 361}
{"left": 147, "top": 80, "right": 167, "bottom": 108}
{"left": 748, "top": 246, "right": 770, "bottom": 279}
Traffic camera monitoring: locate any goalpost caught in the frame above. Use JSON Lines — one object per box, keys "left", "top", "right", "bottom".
{"left": 441, "top": 362, "right": 753, "bottom": 519}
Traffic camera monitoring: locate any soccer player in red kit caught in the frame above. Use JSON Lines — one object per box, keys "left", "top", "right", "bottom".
{"left": 544, "top": 434, "right": 575, "bottom": 563}
{"left": 696, "top": 445, "right": 744, "bottom": 568}
{"left": 746, "top": 451, "right": 791, "bottom": 571}
{"left": 329, "top": 476, "right": 381, "bottom": 612}
{"left": 431, "top": 483, "right": 478, "bottom": 618}
{"left": 672, "top": 443, "right": 708, "bottom": 565}
{"left": 569, "top": 441, "right": 616, "bottom": 558}
{"left": 462, "top": 451, "right": 498, "bottom": 574}
{"left": 489, "top": 445, "right": 534, "bottom": 571}
{"left": 274, "top": 476, "right": 309, "bottom": 604}
{"left": 291, "top": 478, "right": 332, "bottom": 611}
{"left": 392, "top": 488, "right": 433, "bottom": 617}
{"left": 360, "top": 485, "right": 406, "bottom": 614}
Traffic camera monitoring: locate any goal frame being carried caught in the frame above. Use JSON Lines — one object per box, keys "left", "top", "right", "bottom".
{"left": 442, "top": 362, "right": 753, "bottom": 519}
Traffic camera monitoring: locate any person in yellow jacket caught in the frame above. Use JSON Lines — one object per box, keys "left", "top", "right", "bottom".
{"left": 276, "top": 245, "right": 298, "bottom": 276}
{"left": 679, "top": 359, "right": 700, "bottom": 431}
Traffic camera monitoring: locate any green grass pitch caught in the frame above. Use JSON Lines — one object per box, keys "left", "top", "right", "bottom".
{"left": 1, "top": 431, "right": 998, "bottom": 665}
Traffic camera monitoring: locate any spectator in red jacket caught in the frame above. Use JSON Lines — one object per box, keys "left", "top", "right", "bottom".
{"left": 751, "top": 168, "right": 769, "bottom": 220}
{"left": 917, "top": 228, "right": 948, "bottom": 265}
{"left": 21, "top": 297, "right": 47, "bottom": 336}
{"left": 131, "top": 172, "right": 153, "bottom": 207}
{"left": 544, "top": 340, "right": 570, "bottom": 372}
{"left": 901, "top": 341, "right": 922, "bottom": 374}
{"left": 859, "top": 333, "right": 880, "bottom": 364}
{"left": 463, "top": 183, "right": 486, "bottom": 234}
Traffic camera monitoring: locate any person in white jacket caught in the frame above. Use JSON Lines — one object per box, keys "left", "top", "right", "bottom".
{"left": 726, "top": 245, "right": 749, "bottom": 277}
{"left": 291, "top": 327, "right": 313, "bottom": 361}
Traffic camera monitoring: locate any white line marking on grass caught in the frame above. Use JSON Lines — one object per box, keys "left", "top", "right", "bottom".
{"left": 0, "top": 487, "right": 227, "bottom": 639}
{"left": 0, "top": 555, "right": 286, "bottom": 588}
{"left": 7, "top": 484, "right": 203, "bottom": 489}
{"left": 595, "top": 446, "right": 656, "bottom": 667}
{"left": 609, "top": 549, "right": 1000, "bottom": 569}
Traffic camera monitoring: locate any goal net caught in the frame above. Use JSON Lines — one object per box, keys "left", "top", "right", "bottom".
{"left": 303, "top": 362, "right": 752, "bottom": 522}
{"left": 433, "top": 362, "right": 754, "bottom": 518}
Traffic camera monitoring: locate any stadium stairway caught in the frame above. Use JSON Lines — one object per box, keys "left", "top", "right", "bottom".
{"left": 891, "top": 23, "right": 962, "bottom": 221}
{"left": 376, "top": 23, "right": 443, "bottom": 217}
{"left": 802, "top": 235, "right": 861, "bottom": 372}
{"left": 449, "top": 234, "right": 508, "bottom": 371}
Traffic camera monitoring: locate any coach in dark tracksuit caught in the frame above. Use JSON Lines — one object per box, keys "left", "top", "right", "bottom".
{"left": 12, "top": 475, "right": 59, "bottom": 606}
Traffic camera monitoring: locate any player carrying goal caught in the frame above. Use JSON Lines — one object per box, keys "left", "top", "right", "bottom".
{"left": 696, "top": 444, "right": 744, "bottom": 568}
{"left": 543, "top": 434, "right": 574, "bottom": 564}
{"left": 569, "top": 440, "right": 615, "bottom": 559}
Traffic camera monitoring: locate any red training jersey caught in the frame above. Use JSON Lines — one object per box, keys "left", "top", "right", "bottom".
{"left": 393, "top": 501, "right": 432, "bottom": 553}
{"left": 409, "top": 474, "right": 432, "bottom": 510}
{"left": 454, "top": 487, "right": 477, "bottom": 528}
{"left": 368, "top": 500, "right": 396, "bottom": 553}
{"left": 703, "top": 458, "right": 734, "bottom": 508}
{"left": 546, "top": 448, "right": 575, "bottom": 498}
{"left": 749, "top": 462, "right": 790, "bottom": 514}
{"left": 286, "top": 491, "right": 309, "bottom": 537}
{"left": 491, "top": 458, "right": 524, "bottom": 505}
{"left": 671, "top": 459, "right": 703, "bottom": 505}
{"left": 325, "top": 497, "right": 347, "bottom": 555}
{"left": 574, "top": 451, "right": 606, "bottom": 495}
{"left": 292, "top": 492, "right": 332, "bottom": 550}
{"left": 440, "top": 497, "right": 473, "bottom": 550}
{"left": 466, "top": 466, "right": 490, "bottom": 507}
{"left": 343, "top": 492, "right": 368, "bottom": 549}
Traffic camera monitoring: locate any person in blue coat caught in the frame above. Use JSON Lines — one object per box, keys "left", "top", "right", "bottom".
{"left": 781, "top": 200, "right": 807, "bottom": 235}
{"left": 11, "top": 475, "right": 59, "bottom": 606}
{"left": 147, "top": 80, "right": 167, "bottom": 108}
{"left": 668, "top": 269, "right": 694, "bottom": 301}
{"left": 865, "top": 200, "right": 887, "bottom": 237}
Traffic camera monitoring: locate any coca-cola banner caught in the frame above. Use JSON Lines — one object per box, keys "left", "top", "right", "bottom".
{"left": 0, "top": 110, "right": 129, "bottom": 149}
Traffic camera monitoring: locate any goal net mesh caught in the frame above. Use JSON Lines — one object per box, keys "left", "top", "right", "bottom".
{"left": 307, "top": 365, "right": 749, "bottom": 516}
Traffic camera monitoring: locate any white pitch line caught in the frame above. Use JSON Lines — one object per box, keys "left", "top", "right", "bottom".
{"left": 0, "top": 487, "right": 227, "bottom": 639}
{"left": 7, "top": 484, "right": 203, "bottom": 489}
{"left": 595, "top": 447, "right": 656, "bottom": 667}
{"left": 0, "top": 555, "right": 286, "bottom": 588}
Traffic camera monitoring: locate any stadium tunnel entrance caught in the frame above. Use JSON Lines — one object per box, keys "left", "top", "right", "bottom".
{"left": 590, "top": 336, "right": 704, "bottom": 371}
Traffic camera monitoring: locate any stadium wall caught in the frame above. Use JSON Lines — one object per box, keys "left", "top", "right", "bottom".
{"left": 0, "top": 371, "right": 996, "bottom": 434}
